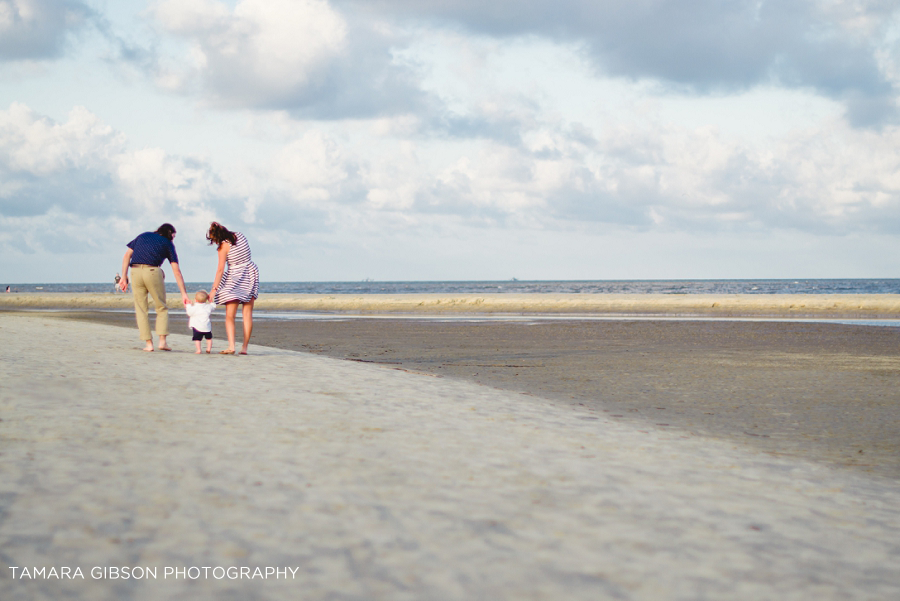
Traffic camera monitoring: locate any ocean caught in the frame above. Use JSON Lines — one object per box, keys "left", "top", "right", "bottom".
{"left": 7, "top": 279, "right": 900, "bottom": 295}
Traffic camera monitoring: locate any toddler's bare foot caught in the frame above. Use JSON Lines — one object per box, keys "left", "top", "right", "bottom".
{"left": 195, "top": 350, "right": 202, "bottom": 354}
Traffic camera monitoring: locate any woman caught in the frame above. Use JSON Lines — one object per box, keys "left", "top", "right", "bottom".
{"left": 119, "top": 223, "right": 190, "bottom": 351}
{"left": 208, "top": 222, "right": 259, "bottom": 355}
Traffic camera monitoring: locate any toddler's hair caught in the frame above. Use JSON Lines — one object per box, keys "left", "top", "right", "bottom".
{"left": 195, "top": 290, "right": 209, "bottom": 303}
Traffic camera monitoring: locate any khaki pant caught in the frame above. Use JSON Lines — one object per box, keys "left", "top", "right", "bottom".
{"left": 131, "top": 266, "right": 168, "bottom": 340}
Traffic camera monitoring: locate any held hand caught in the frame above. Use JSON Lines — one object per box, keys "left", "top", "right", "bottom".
{"left": 118, "top": 278, "right": 128, "bottom": 293}
{"left": 182, "top": 294, "right": 190, "bottom": 306}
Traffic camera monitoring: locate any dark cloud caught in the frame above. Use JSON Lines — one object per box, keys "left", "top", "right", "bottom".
{"left": 433, "top": 111, "right": 527, "bottom": 145}
{"left": 338, "top": 0, "right": 900, "bottom": 127}
{"left": 247, "top": 191, "right": 335, "bottom": 232}
{"left": 0, "top": 0, "right": 93, "bottom": 61}
{"left": 842, "top": 93, "right": 899, "bottom": 129}
{"left": 548, "top": 186, "right": 655, "bottom": 228}
{"left": 0, "top": 166, "right": 115, "bottom": 217}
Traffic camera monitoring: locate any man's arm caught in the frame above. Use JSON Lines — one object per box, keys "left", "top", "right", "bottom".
{"left": 119, "top": 249, "right": 133, "bottom": 292}
{"left": 170, "top": 262, "right": 190, "bottom": 305}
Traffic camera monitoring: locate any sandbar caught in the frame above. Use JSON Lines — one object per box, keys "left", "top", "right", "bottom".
{"left": 4, "top": 291, "right": 900, "bottom": 318}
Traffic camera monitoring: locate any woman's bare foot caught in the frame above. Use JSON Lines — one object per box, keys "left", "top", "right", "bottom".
{"left": 159, "top": 346, "right": 172, "bottom": 351}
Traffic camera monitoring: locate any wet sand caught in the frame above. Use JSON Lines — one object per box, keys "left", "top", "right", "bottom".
{"left": 46, "top": 309, "right": 900, "bottom": 480}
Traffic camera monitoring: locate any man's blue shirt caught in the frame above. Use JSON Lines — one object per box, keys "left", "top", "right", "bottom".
{"left": 127, "top": 232, "right": 179, "bottom": 267}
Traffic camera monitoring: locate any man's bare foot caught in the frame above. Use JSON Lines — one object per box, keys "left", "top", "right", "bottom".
{"left": 143, "top": 342, "right": 154, "bottom": 352}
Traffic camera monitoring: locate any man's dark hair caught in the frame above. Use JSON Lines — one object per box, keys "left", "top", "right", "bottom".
{"left": 155, "top": 223, "right": 176, "bottom": 241}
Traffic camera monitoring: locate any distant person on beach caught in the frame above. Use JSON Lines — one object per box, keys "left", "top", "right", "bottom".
{"left": 5, "top": 286, "right": 9, "bottom": 293}
{"left": 114, "top": 273, "right": 121, "bottom": 292}
{"left": 119, "top": 223, "right": 190, "bottom": 352}
{"left": 207, "top": 221, "right": 259, "bottom": 355}
{"left": 185, "top": 289, "right": 216, "bottom": 354}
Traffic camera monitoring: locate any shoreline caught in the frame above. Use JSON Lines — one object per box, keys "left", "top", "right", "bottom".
{"left": 3, "top": 292, "right": 900, "bottom": 318}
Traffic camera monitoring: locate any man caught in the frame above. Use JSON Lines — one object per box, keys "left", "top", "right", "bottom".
{"left": 119, "top": 223, "right": 190, "bottom": 351}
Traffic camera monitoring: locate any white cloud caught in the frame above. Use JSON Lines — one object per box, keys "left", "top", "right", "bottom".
{"left": 0, "top": 102, "right": 122, "bottom": 175}
{"left": 579, "top": 119, "right": 900, "bottom": 234}
{"left": 273, "top": 131, "right": 354, "bottom": 197}
{"left": 151, "top": 0, "right": 345, "bottom": 101}
{"left": 6, "top": 91, "right": 900, "bottom": 271}
{"left": 116, "top": 147, "right": 219, "bottom": 216}
{"left": 148, "top": 0, "right": 423, "bottom": 117}
{"left": 0, "top": 104, "right": 225, "bottom": 253}
{"left": 344, "top": 116, "right": 900, "bottom": 236}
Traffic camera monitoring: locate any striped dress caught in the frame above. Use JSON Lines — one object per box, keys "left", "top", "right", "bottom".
{"left": 214, "top": 232, "right": 259, "bottom": 304}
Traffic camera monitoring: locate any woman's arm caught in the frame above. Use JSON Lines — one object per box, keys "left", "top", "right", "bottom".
{"left": 210, "top": 241, "right": 231, "bottom": 298}
{"left": 119, "top": 248, "right": 133, "bottom": 292}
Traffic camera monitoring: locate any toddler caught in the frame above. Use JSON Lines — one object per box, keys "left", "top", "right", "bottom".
{"left": 185, "top": 290, "right": 216, "bottom": 354}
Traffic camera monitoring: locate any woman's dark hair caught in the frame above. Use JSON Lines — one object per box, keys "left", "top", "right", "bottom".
{"left": 207, "top": 221, "right": 237, "bottom": 247}
{"left": 155, "top": 223, "right": 176, "bottom": 241}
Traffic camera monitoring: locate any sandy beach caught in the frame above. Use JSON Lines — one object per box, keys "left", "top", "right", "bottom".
{"left": 3, "top": 308, "right": 900, "bottom": 599}
{"left": 50, "top": 305, "right": 900, "bottom": 480}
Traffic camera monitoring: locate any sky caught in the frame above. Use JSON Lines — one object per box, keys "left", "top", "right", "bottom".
{"left": 2, "top": 0, "right": 900, "bottom": 283}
